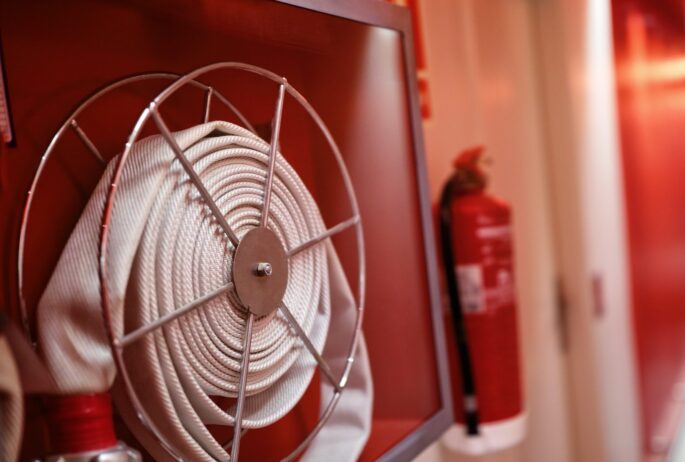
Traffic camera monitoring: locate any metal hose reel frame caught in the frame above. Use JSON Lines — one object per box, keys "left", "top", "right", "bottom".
{"left": 17, "top": 71, "right": 256, "bottom": 345}
{"left": 97, "top": 63, "right": 366, "bottom": 462}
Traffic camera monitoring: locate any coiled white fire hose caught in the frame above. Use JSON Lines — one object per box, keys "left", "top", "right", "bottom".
{"left": 37, "top": 121, "right": 373, "bottom": 461}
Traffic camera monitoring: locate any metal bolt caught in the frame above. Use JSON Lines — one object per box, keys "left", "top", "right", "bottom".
{"left": 255, "top": 262, "right": 273, "bottom": 277}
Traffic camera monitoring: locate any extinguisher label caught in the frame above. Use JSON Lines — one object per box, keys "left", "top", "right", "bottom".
{"left": 456, "top": 264, "right": 485, "bottom": 313}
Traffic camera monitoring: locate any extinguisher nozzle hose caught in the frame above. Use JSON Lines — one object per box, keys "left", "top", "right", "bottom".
{"left": 463, "top": 395, "right": 480, "bottom": 435}
{"left": 439, "top": 177, "right": 481, "bottom": 436}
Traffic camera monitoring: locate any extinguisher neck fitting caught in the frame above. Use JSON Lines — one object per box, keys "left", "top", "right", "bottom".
{"left": 451, "top": 145, "right": 488, "bottom": 195}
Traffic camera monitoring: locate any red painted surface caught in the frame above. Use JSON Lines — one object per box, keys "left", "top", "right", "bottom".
{"left": 448, "top": 190, "right": 522, "bottom": 424}
{"left": 0, "top": 1, "right": 443, "bottom": 460}
{"left": 385, "top": 0, "right": 432, "bottom": 119}
{"left": 44, "top": 393, "right": 118, "bottom": 454}
{"left": 612, "top": 1, "right": 685, "bottom": 453}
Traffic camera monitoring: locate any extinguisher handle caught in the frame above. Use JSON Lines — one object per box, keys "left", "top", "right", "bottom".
{"left": 439, "top": 176, "right": 480, "bottom": 435}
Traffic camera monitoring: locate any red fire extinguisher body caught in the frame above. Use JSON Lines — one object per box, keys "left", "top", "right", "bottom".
{"left": 449, "top": 191, "right": 523, "bottom": 424}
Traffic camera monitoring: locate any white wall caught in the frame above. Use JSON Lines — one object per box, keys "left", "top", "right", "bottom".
{"left": 534, "top": 0, "right": 642, "bottom": 461}
{"left": 414, "top": 1, "right": 573, "bottom": 461}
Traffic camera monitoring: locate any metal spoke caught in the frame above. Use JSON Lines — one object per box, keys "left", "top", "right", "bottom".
{"left": 287, "top": 215, "right": 359, "bottom": 257}
{"left": 117, "top": 282, "right": 233, "bottom": 348}
{"left": 230, "top": 312, "right": 254, "bottom": 462}
{"left": 203, "top": 87, "right": 213, "bottom": 123}
{"left": 70, "top": 119, "right": 105, "bottom": 164}
{"left": 279, "top": 302, "right": 341, "bottom": 392}
{"left": 222, "top": 429, "right": 248, "bottom": 450}
{"left": 151, "top": 108, "right": 240, "bottom": 247}
{"left": 260, "top": 81, "right": 287, "bottom": 227}
{"left": 282, "top": 392, "right": 341, "bottom": 462}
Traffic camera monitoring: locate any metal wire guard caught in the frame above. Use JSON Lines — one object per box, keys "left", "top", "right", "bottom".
{"left": 97, "top": 63, "right": 366, "bottom": 461}
{"left": 18, "top": 72, "right": 256, "bottom": 345}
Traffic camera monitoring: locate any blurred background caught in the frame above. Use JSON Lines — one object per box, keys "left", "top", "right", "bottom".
{"left": 394, "top": 0, "right": 685, "bottom": 461}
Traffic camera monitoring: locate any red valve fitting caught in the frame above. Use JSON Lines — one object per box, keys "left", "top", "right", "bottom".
{"left": 44, "top": 392, "right": 118, "bottom": 455}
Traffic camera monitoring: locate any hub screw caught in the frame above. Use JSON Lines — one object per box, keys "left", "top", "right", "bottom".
{"left": 255, "top": 262, "right": 273, "bottom": 277}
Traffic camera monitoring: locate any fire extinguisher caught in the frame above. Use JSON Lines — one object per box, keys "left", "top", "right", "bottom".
{"left": 438, "top": 146, "right": 526, "bottom": 455}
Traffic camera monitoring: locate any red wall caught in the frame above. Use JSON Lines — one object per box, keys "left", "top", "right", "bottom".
{"left": 612, "top": 1, "right": 685, "bottom": 453}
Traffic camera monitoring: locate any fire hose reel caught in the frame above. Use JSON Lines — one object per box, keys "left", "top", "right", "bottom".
{"left": 15, "top": 63, "right": 371, "bottom": 462}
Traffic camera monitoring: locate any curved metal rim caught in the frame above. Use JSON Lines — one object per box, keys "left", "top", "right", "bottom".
{"left": 17, "top": 71, "right": 255, "bottom": 344}
{"left": 98, "top": 62, "right": 365, "bottom": 462}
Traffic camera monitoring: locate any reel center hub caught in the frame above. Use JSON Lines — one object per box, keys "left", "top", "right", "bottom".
{"left": 232, "top": 227, "right": 288, "bottom": 316}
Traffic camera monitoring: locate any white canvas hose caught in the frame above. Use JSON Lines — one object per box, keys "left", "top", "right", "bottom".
{"left": 37, "top": 121, "right": 372, "bottom": 461}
